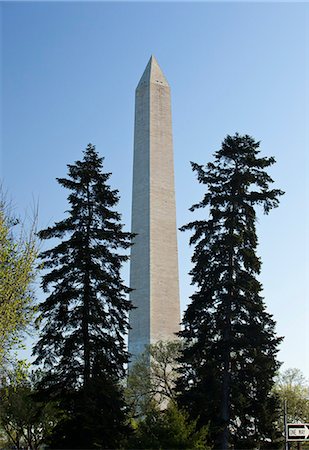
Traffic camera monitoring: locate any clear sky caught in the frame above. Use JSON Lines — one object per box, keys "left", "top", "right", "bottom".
{"left": 1, "top": 2, "right": 308, "bottom": 376}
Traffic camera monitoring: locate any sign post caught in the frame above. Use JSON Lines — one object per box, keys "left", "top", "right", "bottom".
{"left": 287, "top": 424, "right": 309, "bottom": 442}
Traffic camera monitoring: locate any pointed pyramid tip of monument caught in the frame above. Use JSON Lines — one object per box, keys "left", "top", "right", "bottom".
{"left": 149, "top": 54, "right": 157, "bottom": 63}
{"left": 136, "top": 55, "right": 169, "bottom": 89}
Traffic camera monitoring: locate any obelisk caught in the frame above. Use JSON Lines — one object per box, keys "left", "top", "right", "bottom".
{"left": 128, "top": 56, "right": 180, "bottom": 361}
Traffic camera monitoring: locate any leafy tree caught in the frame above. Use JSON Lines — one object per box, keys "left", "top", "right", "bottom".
{"left": 274, "top": 368, "right": 309, "bottom": 423}
{"left": 125, "top": 342, "right": 210, "bottom": 449}
{"left": 0, "top": 197, "right": 37, "bottom": 372}
{"left": 33, "top": 144, "right": 133, "bottom": 448}
{"left": 272, "top": 369, "right": 309, "bottom": 450}
{"left": 178, "top": 134, "right": 284, "bottom": 449}
{"left": 0, "top": 369, "right": 59, "bottom": 450}
{"left": 127, "top": 400, "right": 210, "bottom": 450}
{"left": 126, "top": 340, "right": 181, "bottom": 417}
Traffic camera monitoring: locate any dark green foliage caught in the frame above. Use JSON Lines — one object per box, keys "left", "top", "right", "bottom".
{"left": 33, "top": 144, "right": 132, "bottom": 448}
{"left": 45, "top": 376, "right": 128, "bottom": 449}
{"left": 127, "top": 401, "right": 210, "bottom": 450}
{"left": 178, "top": 134, "right": 284, "bottom": 449}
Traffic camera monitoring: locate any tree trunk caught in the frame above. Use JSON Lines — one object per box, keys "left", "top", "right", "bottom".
{"left": 220, "top": 303, "right": 231, "bottom": 450}
{"left": 83, "top": 180, "right": 92, "bottom": 386}
{"left": 219, "top": 178, "right": 237, "bottom": 449}
{"left": 83, "top": 271, "right": 90, "bottom": 386}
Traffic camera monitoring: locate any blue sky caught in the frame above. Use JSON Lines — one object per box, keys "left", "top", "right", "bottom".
{"left": 1, "top": 2, "right": 308, "bottom": 376}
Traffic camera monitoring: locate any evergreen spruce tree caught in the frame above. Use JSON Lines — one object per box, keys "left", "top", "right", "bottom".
{"left": 33, "top": 144, "right": 132, "bottom": 448}
{"left": 177, "top": 134, "right": 284, "bottom": 449}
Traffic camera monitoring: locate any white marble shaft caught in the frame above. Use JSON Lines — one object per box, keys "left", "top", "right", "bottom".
{"left": 128, "top": 56, "right": 180, "bottom": 361}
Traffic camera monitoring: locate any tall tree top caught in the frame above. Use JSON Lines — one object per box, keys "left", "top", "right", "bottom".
{"left": 189, "top": 133, "right": 284, "bottom": 215}
{"left": 34, "top": 143, "right": 132, "bottom": 389}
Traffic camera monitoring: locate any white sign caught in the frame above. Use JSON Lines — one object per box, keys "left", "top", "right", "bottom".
{"left": 287, "top": 424, "right": 309, "bottom": 441}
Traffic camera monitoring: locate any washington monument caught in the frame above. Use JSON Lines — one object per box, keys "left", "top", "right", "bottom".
{"left": 128, "top": 56, "right": 180, "bottom": 360}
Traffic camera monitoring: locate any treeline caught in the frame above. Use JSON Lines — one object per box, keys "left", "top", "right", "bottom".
{"left": 0, "top": 135, "right": 306, "bottom": 449}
